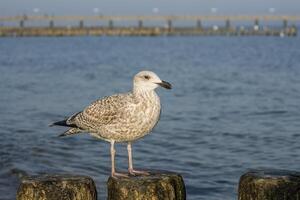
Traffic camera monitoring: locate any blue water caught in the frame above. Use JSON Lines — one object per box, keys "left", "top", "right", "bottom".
{"left": 1, "top": 36, "right": 300, "bottom": 200}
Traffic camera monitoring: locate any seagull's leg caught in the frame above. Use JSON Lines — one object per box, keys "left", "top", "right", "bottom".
{"left": 110, "top": 140, "right": 128, "bottom": 178}
{"left": 127, "top": 142, "right": 133, "bottom": 173}
{"left": 127, "top": 142, "right": 150, "bottom": 176}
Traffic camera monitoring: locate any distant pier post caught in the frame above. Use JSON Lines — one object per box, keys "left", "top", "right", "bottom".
{"left": 238, "top": 169, "right": 300, "bottom": 200}
{"left": 196, "top": 20, "right": 202, "bottom": 29}
{"left": 49, "top": 20, "right": 54, "bottom": 28}
{"left": 17, "top": 175, "right": 97, "bottom": 200}
{"left": 138, "top": 20, "right": 143, "bottom": 28}
{"left": 254, "top": 18, "right": 259, "bottom": 31}
{"left": 290, "top": 25, "right": 297, "bottom": 36}
{"left": 167, "top": 20, "right": 172, "bottom": 31}
{"left": 107, "top": 171, "right": 186, "bottom": 200}
{"left": 225, "top": 19, "right": 231, "bottom": 30}
{"left": 283, "top": 19, "right": 288, "bottom": 29}
{"left": 79, "top": 20, "right": 84, "bottom": 28}
{"left": 109, "top": 20, "right": 113, "bottom": 29}
{"left": 20, "top": 14, "right": 28, "bottom": 28}
{"left": 19, "top": 20, "right": 24, "bottom": 28}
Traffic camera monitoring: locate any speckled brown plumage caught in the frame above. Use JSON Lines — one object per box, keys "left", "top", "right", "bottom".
{"left": 66, "top": 91, "right": 161, "bottom": 142}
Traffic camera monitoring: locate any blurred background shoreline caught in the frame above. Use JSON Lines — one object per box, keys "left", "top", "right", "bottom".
{"left": 0, "top": 14, "right": 299, "bottom": 37}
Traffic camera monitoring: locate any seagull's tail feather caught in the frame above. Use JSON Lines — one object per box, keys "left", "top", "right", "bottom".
{"left": 49, "top": 112, "right": 81, "bottom": 127}
{"left": 49, "top": 119, "right": 69, "bottom": 127}
{"left": 49, "top": 119, "right": 78, "bottom": 128}
{"left": 59, "top": 128, "right": 82, "bottom": 137}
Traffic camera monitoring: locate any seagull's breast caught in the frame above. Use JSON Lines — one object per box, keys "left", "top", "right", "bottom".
{"left": 81, "top": 91, "right": 162, "bottom": 142}
{"left": 135, "top": 91, "right": 161, "bottom": 133}
{"left": 101, "top": 91, "right": 161, "bottom": 142}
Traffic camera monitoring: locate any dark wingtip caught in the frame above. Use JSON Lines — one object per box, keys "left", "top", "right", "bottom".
{"left": 49, "top": 120, "right": 68, "bottom": 127}
{"left": 58, "top": 133, "right": 66, "bottom": 137}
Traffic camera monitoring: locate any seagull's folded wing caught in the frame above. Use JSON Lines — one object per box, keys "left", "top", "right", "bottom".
{"left": 75, "top": 93, "right": 133, "bottom": 129}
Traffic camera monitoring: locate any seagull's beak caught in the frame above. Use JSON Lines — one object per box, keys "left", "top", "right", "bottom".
{"left": 157, "top": 80, "right": 172, "bottom": 89}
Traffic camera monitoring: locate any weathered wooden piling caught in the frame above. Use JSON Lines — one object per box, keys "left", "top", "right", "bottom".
{"left": 196, "top": 20, "right": 202, "bottom": 29}
{"left": 138, "top": 20, "right": 143, "bottom": 28}
{"left": 254, "top": 18, "right": 259, "bottom": 27}
{"left": 49, "top": 20, "right": 54, "bottom": 28}
{"left": 19, "top": 20, "right": 24, "bottom": 28}
{"left": 17, "top": 174, "right": 97, "bottom": 200}
{"left": 79, "top": 20, "right": 84, "bottom": 28}
{"left": 238, "top": 169, "right": 300, "bottom": 200}
{"left": 167, "top": 20, "right": 172, "bottom": 31}
{"left": 254, "top": 18, "right": 259, "bottom": 31}
{"left": 283, "top": 19, "right": 288, "bottom": 29}
{"left": 107, "top": 171, "right": 186, "bottom": 200}
{"left": 225, "top": 19, "right": 231, "bottom": 29}
{"left": 109, "top": 20, "right": 113, "bottom": 29}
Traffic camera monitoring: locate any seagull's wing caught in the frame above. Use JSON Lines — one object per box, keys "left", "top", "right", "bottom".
{"left": 73, "top": 93, "right": 134, "bottom": 130}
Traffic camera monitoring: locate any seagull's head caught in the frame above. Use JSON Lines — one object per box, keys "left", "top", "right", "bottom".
{"left": 133, "top": 71, "right": 172, "bottom": 92}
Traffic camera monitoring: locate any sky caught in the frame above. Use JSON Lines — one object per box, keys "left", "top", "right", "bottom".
{"left": 1, "top": 0, "right": 300, "bottom": 16}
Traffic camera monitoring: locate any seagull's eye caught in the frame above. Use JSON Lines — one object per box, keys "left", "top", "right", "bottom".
{"left": 144, "top": 75, "right": 150, "bottom": 80}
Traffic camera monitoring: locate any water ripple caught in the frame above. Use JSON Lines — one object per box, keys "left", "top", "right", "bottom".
{"left": 1, "top": 36, "right": 300, "bottom": 200}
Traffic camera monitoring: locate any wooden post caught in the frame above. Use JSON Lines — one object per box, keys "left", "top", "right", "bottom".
{"left": 283, "top": 19, "right": 288, "bottom": 29}
{"left": 79, "top": 20, "right": 84, "bottom": 28}
{"left": 238, "top": 169, "right": 300, "bottom": 200}
{"left": 107, "top": 171, "right": 186, "bottom": 200}
{"left": 167, "top": 20, "right": 172, "bottom": 31}
{"left": 290, "top": 25, "right": 297, "bottom": 36}
{"left": 17, "top": 174, "right": 97, "bottom": 200}
{"left": 196, "top": 20, "right": 202, "bottom": 29}
{"left": 49, "top": 20, "right": 54, "bottom": 28}
{"left": 254, "top": 19, "right": 259, "bottom": 26}
{"left": 20, "top": 14, "right": 28, "bottom": 28}
{"left": 138, "top": 20, "right": 143, "bottom": 28}
{"left": 225, "top": 19, "right": 231, "bottom": 30}
{"left": 19, "top": 20, "right": 24, "bottom": 28}
{"left": 109, "top": 20, "right": 113, "bottom": 29}
{"left": 254, "top": 18, "right": 259, "bottom": 31}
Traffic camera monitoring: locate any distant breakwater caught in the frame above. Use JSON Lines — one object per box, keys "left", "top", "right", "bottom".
{"left": 0, "top": 26, "right": 297, "bottom": 37}
{"left": 0, "top": 15, "right": 298, "bottom": 37}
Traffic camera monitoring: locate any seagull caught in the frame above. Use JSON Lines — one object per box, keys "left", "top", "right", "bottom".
{"left": 50, "top": 71, "right": 172, "bottom": 177}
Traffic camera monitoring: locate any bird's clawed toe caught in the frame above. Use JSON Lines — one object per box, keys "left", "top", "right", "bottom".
{"left": 112, "top": 172, "right": 129, "bottom": 178}
{"left": 128, "top": 169, "right": 150, "bottom": 176}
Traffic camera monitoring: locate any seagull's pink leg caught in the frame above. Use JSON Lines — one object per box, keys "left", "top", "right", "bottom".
{"left": 110, "top": 140, "right": 128, "bottom": 178}
{"left": 127, "top": 142, "right": 150, "bottom": 176}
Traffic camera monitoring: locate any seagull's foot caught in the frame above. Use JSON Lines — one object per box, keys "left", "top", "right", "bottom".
{"left": 129, "top": 168, "right": 150, "bottom": 176}
{"left": 112, "top": 172, "right": 129, "bottom": 178}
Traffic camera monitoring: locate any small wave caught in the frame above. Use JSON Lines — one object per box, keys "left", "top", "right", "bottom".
{"left": 248, "top": 110, "right": 288, "bottom": 116}
{"left": 16, "top": 129, "right": 31, "bottom": 134}
{"left": 10, "top": 168, "right": 28, "bottom": 179}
